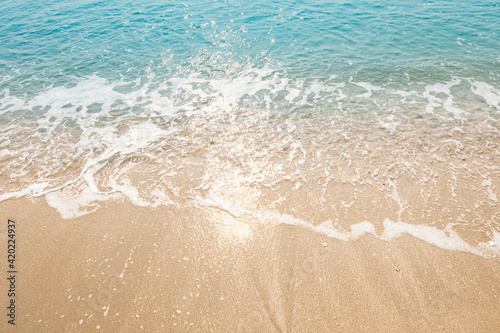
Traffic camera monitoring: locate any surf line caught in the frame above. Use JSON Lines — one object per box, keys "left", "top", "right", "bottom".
{"left": 197, "top": 193, "right": 500, "bottom": 258}
{"left": 0, "top": 151, "right": 117, "bottom": 203}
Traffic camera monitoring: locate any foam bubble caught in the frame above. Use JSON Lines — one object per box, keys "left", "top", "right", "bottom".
{"left": 0, "top": 183, "right": 49, "bottom": 202}
{"left": 1, "top": 73, "right": 499, "bottom": 234}
{"left": 197, "top": 193, "right": 499, "bottom": 258}
{"left": 469, "top": 80, "right": 500, "bottom": 109}
{"left": 380, "top": 219, "right": 475, "bottom": 253}
{"left": 482, "top": 177, "right": 498, "bottom": 203}
{"left": 422, "top": 78, "right": 468, "bottom": 119}
{"left": 45, "top": 185, "right": 120, "bottom": 220}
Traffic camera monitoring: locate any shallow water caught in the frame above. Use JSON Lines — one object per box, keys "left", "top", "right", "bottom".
{"left": 1, "top": 0, "right": 499, "bottom": 255}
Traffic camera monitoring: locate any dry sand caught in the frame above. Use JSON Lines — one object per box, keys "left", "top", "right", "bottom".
{"left": 1, "top": 196, "right": 500, "bottom": 332}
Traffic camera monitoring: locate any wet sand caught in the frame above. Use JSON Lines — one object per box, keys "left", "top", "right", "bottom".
{"left": 1, "top": 197, "right": 499, "bottom": 332}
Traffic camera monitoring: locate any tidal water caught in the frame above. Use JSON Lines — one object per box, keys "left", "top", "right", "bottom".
{"left": 1, "top": 0, "right": 499, "bottom": 255}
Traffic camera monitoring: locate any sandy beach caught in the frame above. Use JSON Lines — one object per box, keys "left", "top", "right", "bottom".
{"left": 2, "top": 196, "right": 499, "bottom": 332}
{"left": 1, "top": 2, "right": 500, "bottom": 332}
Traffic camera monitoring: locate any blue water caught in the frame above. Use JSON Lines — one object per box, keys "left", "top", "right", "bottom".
{"left": 1, "top": 0, "right": 499, "bottom": 95}
{"left": 1, "top": 0, "right": 500, "bottom": 226}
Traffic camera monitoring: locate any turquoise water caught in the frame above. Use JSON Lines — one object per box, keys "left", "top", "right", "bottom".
{"left": 1, "top": 0, "right": 500, "bottom": 250}
{"left": 1, "top": 0, "right": 499, "bottom": 93}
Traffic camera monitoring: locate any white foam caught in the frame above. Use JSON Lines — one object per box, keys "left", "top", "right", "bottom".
{"left": 0, "top": 89, "right": 26, "bottom": 114}
{"left": 387, "top": 178, "right": 405, "bottom": 221}
{"left": 45, "top": 185, "right": 121, "bottom": 219}
{"left": 481, "top": 177, "right": 498, "bottom": 203}
{"left": 197, "top": 193, "right": 499, "bottom": 258}
{"left": 493, "top": 231, "right": 500, "bottom": 247}
{"left": 422, "top": 78, "right": 467, "bottom": 119}
{"left": 469, "top": 80, "right": 500, "bottom": 109}
{"left": 378, "top": 115, "right": 399, "bottom": 135}
{"left": 314, "top": 220, "right": 376, "bottom": 241}
{"left": 199, "top": 193, "right": 377, "bottom": 241}
{"left": 1, "top": 117, "right": 175, "bottom": 217}
{"left": 380, "top": 219, "right": 476, "bottom": 253}
{"left": 353, "top": 82, "right": 383, "bottom": 99}
{"left": 0, "top": 183, "right": 50, "bottom": 202}
{"left": 1, "top": 73, "right": 499, "bottom": 225}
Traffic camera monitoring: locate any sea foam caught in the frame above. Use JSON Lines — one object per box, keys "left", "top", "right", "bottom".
{"left": 198, "top": 192, "right": 499, "bottom": 258}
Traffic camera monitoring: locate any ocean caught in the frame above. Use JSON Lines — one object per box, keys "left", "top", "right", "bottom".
{"left": 1, "top": 0, "right": 499, "bottom": 256}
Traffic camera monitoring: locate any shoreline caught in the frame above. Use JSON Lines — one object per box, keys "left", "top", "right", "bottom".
{"left": 1, "top": 196, "right": 499, "bottom": 332}
{"left": 2, "top": 1, "right": 500, "bottom": 331}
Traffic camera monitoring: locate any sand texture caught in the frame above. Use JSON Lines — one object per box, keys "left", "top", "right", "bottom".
{"left": 1, "top": 197, "right": 499, "bottom": 332}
